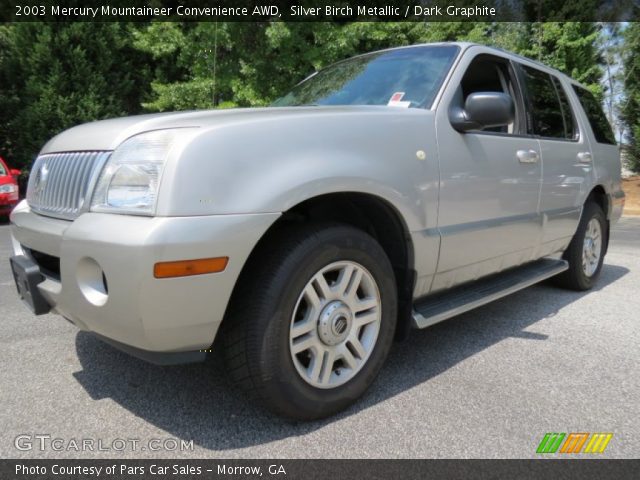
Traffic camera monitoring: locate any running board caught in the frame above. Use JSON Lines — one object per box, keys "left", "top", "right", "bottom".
{"left": 412, "top": 258, "right": 568, "bottom": 329}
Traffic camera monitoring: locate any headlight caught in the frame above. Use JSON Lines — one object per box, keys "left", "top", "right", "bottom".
{"left": 0, "top": 184, "right": 17, "bottom": 194}
{"left": 90, "top": 129, "right": 194, "bottom": 215}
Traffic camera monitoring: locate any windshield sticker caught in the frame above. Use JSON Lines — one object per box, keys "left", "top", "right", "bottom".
{"left": 388, "top": 92, "right": 410, "bottom": 108}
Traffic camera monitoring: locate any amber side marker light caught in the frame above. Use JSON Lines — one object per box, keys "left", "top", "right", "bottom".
{"left": 154, "top": 257, "right": 229, "bottom": 279}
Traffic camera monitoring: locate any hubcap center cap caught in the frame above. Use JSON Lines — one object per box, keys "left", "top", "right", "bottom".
{"left": 317, "top": 301, "right": 352, "bottom": 346}
{"left": 333, "top": 315, "right": 348, "bottom": 335}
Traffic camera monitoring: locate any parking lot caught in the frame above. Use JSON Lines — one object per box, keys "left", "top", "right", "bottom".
{"left": 1, "top": 217, "right": 638, "bottom": 459}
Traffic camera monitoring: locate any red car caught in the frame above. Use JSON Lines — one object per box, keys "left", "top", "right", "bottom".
{"left": 0, "top": 156, "right": 20, "bottom": 217}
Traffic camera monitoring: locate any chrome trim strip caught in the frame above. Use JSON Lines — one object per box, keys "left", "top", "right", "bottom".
{"left": 431, "top": 207, "right": 581, "bottom": 237}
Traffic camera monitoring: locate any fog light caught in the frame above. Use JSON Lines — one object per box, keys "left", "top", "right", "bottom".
{"left": 77, "top": 257, "right": 108, "bottom": 306}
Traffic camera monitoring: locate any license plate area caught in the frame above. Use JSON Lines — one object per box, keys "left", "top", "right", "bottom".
{"left": 9, "top": 255, "right": 51, "bottom": 315}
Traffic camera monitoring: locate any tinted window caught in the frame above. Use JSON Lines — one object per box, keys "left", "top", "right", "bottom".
{"left": 521, "top": 65, "right": 566, "bottom": 139}
{"left": 272, "top": 45, "right": 459, "bottom": 109}
{"left": 0, "top": 163, "right": 6, "bottom": 176}
{"left": 572, "top": 86, "right": 616, "bottom": 144}
{"left": 459, "top": 56, "right": 519, "bottom": 134}
{"left": 552, "top": 77, "right": 578, "bottom": 140}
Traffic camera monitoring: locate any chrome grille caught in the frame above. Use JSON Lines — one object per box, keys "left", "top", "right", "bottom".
{"left": 26, "top": 151, "right": 110, "bottom": 220}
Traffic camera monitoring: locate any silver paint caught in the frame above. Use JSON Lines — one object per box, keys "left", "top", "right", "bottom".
{"left": 10, "top": 42, "right": 625, "bottom": 354}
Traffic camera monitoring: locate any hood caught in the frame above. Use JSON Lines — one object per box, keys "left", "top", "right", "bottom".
{"left": 40, "top": 106, "right": 408, "bottom": 154}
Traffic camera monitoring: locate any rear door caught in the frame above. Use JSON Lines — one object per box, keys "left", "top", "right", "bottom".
{"left": 517, "top": 64, "right": 589, "bottom": 248}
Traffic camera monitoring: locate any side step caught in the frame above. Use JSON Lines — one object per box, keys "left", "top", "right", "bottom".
{"left": 412, "top": 258, "right": 568, "bottom": 329}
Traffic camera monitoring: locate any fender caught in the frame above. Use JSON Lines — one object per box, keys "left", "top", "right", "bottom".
{"left": 155, "top": 107, "right": 440, "bottom": 235}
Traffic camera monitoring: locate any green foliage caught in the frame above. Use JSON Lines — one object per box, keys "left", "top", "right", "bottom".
{"left": 144, "top": 79, "right": 216, "bottom": 111}
{"left": 510, "top": 23, "right": 602, "bottom": 93}
{"left": 0, "top": 22, "right": 151, "bottom": 169}
{"left": 0, "top": 20, "right": 631, "bottom": 171}
{"left": 133, "top": 21, "right": 604, "bottom": 113}
{"left": 622, "top": 21, "right": 640, "bottom": 172}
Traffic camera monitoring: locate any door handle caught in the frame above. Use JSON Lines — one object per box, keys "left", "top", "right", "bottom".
{"left": 517, "top": 149, "right": 539, "bottom": 164}
{"left": 577, "top": 151, "right": 592, "bottom": 164}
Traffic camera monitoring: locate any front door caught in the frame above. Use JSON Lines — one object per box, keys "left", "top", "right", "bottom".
{"left": 432, "top": 48, "right": 542, "bottom": 292}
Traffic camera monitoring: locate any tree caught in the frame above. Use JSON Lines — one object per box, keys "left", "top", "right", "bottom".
{"left": 0, "top": 23, "right": 151, "bottom": 169}
{"left": 511, "top": 23, "right": 603, "bottom": 92}
{"left": 599, "top": 23, "right": 624, "bottom": 140}
{"left": 621, "top": 21, "right": 640, "bottom": 172}
{"left": 134, "top": 22, "right": 477, "bottom": 111}
{"left": 0, "top": 20, "right": 621, "bottom": 172}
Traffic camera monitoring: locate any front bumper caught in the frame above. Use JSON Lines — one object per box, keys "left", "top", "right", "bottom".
{"left": 0, "top": 205, "right": 17, "bottom": 215}
{"left": 10, "top": 201, "right": 279, "bottom": 361}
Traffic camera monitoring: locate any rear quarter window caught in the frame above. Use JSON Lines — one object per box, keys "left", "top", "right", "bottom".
{"left": 572, "top": 86, "right": 616, "bottom": 145}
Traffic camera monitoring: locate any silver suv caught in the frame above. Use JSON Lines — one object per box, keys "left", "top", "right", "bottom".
{"left": 9, "top": 43, "right": 625, "bottom": 419}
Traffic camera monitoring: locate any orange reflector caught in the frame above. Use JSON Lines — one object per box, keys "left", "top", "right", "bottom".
{"left": 154, "top": 257, "right": 228, "bottom": 279}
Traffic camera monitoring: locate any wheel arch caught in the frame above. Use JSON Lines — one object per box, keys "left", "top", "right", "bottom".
{"left": 586, "top": 185, "right": 610, "bottom": 254}
{"left": 587, "top": 185, "right": 608, "bottom": 214}
{"left": 224, "top": 192, "right": 416, "bottom": 341}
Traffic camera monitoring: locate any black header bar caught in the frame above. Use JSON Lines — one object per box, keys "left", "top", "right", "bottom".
{"left": 2, "top": 459, "right": 639, "bottom": 480}
{"left": 1, "top": 0, "right": 637, "bottom": 22}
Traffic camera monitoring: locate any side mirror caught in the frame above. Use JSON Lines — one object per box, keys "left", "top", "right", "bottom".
{"left": 10, "top": 169, "right": 21, "bottom": 177}
{"left": 449, "top": 92, "right": 515, "bottom": 133}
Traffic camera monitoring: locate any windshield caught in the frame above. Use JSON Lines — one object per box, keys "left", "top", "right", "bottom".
{"left": 272, "top": 45, "right": 459, "bottom": 109}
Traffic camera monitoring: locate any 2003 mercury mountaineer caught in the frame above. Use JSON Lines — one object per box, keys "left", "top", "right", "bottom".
{"left": 9, "top": 43, "right": 625, "bottom": 419}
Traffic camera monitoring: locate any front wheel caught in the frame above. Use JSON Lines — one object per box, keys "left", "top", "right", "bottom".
{"left": 223, "top": 224, "right": 397, "bottom": 420}
{"left": 554, "top": 201, "right": 607, "bottom": 291}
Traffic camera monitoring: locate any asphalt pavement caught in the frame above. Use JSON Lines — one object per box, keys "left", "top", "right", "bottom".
{"left": 1, "top": 217, "right": 638, "bottom": 459}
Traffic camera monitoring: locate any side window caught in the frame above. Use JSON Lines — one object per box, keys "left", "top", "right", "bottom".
{"left": 572, "top": 86, "right": 617, "bottom": 144}
{"left": 456, "top": 55, "right": 519, "bottom": 134}
{"left": 520, "top": 65, "right": 567, "bottom": 139}
{"left": 552, "top": 77, "right": 578, "bottom": 140}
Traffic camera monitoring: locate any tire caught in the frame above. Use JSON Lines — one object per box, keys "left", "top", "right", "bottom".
{"left": 223, "top": 223, "right": 398, "bottom": 420}
{"left": 554, "top": 201, "right": 607, "bottom": 291}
